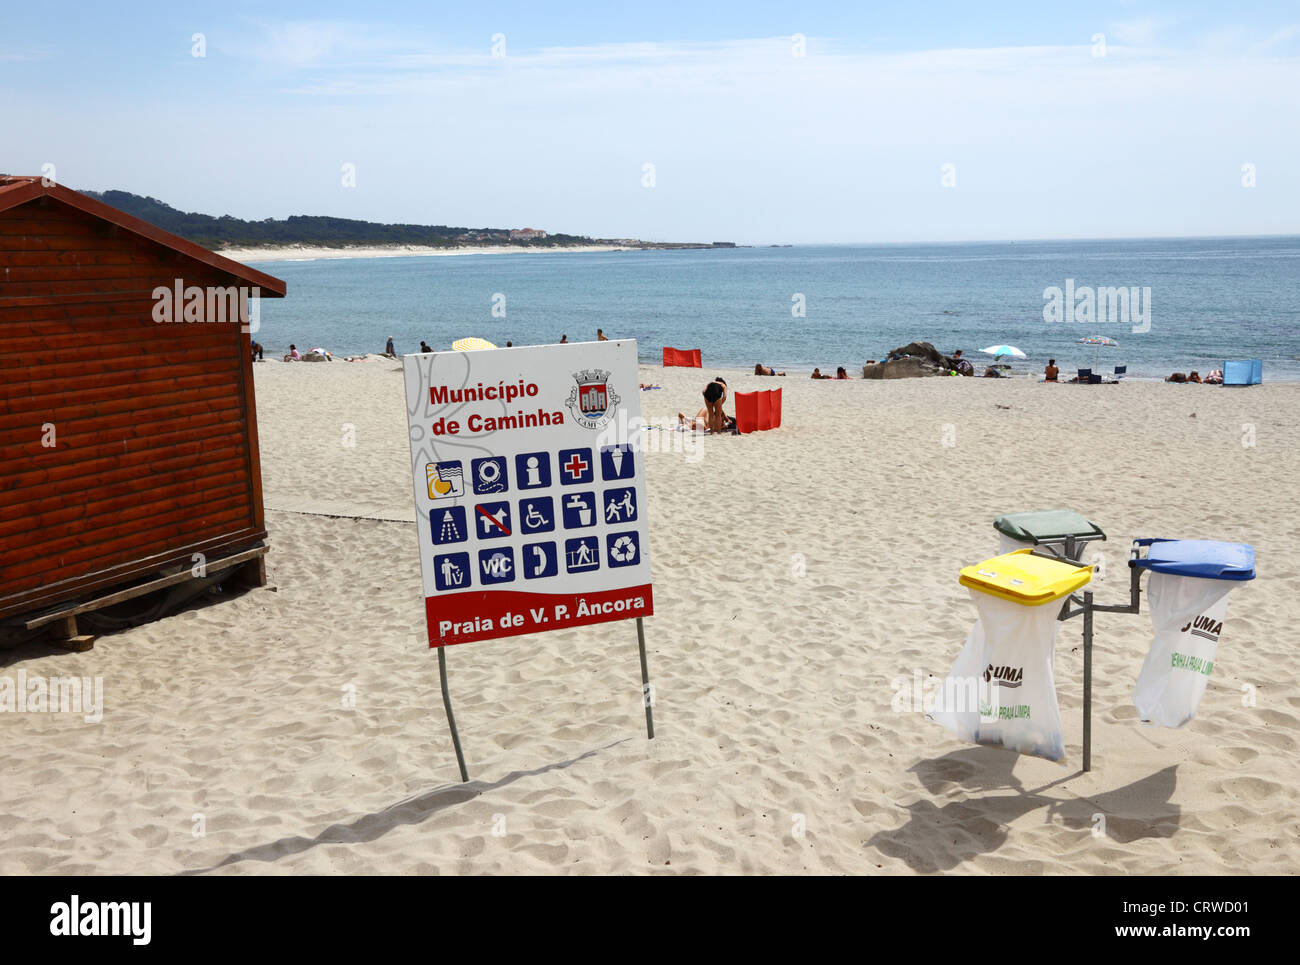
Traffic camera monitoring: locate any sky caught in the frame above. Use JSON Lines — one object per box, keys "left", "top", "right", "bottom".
{"left": 2, "top": 1, "right": 1298, "bottom": 243}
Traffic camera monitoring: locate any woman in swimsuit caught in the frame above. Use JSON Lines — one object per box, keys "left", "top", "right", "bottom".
{"left": 702, "top": 377, "right": 728, "bottom": 434}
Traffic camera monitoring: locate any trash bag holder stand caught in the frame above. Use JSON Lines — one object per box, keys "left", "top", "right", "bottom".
{"left": 955, "top": 534, "right": 1254, "bottom": 772}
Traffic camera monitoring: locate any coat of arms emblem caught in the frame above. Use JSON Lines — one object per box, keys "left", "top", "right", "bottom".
{"left": 566, "top": 369, "right": 620, "bottom": 429}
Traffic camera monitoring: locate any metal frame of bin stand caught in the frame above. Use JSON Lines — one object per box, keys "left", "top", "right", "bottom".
{"left": 1045, "top": 541, "right": 1150, "bottom": 772}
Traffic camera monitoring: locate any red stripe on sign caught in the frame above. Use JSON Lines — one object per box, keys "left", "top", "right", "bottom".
{"left": 425, "top": 584, "right": 654, "bottom": 647}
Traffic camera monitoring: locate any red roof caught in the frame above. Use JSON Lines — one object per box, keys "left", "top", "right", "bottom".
{"left": 0, "top": 176, "right": 286, "bottom": 296}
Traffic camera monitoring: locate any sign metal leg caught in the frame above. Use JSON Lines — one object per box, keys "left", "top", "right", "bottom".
{"left": 1082, "top": 590, "right": 1093, "bottom": 773}
{"left": 636, "top": 617, "right": 654, "bottom": 740}
{"left": 438, "top": 646, "right": 470, "bottom": 783}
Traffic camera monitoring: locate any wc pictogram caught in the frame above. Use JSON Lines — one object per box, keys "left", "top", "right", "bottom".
{"left": 478, "top": 547, "right": 515, "bottom": 585}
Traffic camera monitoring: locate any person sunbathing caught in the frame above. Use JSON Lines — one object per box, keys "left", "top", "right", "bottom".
{"left": 811, "top": 368, "right": 832, "bottom": 379}
{"left": 1188, "top": 371, "right": 1202, "bottom": 383}
{"left": 754, "top": 364, "right": 786, "bottom": 376}
{"left": 835, "top": 367, "right": 850, "bottom": 379}
{"left": 1044, "top": 359, "right": 1059, "bottom": 382}
{"left": 1166, "top": 372, "right": 1188, "bottom": 383}
{"left": 678, "top": 411, "right": 709, "bottom": 430}
{"left": 679, "top": 404, "right": 732, "bottom": 432}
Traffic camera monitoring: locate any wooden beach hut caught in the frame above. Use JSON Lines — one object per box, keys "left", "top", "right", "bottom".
{"left": 0, "top": 176, "right": 286, "bottom": 646}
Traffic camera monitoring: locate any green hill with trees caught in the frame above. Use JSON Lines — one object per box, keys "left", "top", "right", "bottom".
{"left": 80, "top": 189, "right": 598, "bottom": 250}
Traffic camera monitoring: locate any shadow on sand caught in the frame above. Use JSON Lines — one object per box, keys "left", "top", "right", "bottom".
{"left": 868, "top": 748, "right": 1181, "bottom": 873}
{"left": 180, "top": 740, "right": 627, "bottom": 875}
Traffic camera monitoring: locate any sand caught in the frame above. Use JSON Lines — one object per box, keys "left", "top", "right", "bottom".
{"left": 3, "top": 360, "right": 1298, "bottom": 875}
{"left": 220, "top": 244, "right": 632, "bottom": 263}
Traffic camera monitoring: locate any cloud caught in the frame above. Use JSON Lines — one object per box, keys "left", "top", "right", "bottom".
{"left": 1252, "top": 24, "right": 1300, "bottom": 53}
{"left": 1107, "top": 17, "right": 1165, "bottom": 47}
{"left": 216, "top": 19, "right": 416, "bottom": 69}
{"left": 0, "top": 48, "right": 47, "bottom": 63}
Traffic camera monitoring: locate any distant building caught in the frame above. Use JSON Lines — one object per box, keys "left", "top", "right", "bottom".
{"left": 509, "top": 228, "right": 548, "bottom": 241}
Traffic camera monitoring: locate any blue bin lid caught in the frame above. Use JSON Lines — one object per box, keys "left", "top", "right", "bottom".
{"left": 1133, "top": 539, "right": 1256, "bottom": 581}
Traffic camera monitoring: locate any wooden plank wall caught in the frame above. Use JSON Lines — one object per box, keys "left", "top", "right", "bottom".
{"left": 0, "top": 197, "right": 265, "bottom": 619}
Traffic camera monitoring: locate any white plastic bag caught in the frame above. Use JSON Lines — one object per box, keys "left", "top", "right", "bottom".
{"left": 929, "top": 589, "right": 1067, "bottom": 762}
{"left": 1132, "top": 573, "right": 1234, "bottom": 728}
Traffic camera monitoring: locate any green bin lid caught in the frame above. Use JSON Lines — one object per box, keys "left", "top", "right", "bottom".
{"left": 993, "top": 509, "right": 1106, "bottom": 544}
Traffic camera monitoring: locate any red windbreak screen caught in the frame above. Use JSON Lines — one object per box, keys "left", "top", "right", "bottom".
{"left": 734, "top": 388, "right": 782, "bottom": 434}
{"left": 662, "top": 347, "right": 702, "bottom": 367}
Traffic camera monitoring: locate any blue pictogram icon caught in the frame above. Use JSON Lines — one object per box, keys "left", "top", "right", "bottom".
{"left": 471, "top": 456, "right": 509, "bottom": 494}
{"left": 433, "top": 551, "right": 471, "bottom": 591}
{"left": 606, "top": 531, "right": 641, "bottom": 568}
{"left": 602, "top": 487, "right": 637, "bottom": 524}
{"left": 519, "top": 496, "right": 555, "bottom": 534}
{"left": 564, "top": 537, "right": 600, "bottom": 572}
{"left": 515, "top": 452, "right": 552, "bottom": 489}
{"left": 562, "top": 492, "right": 597, "bottom": 529}
{"left": 430, "top": 506, "right": 468, "bottom": 545}
{"left": 558, "top": 447, "right": 593, "bottom": 485}
{"left": 522, "top": 542, "right": 558, "bottom": 580}
{"left": 474, "top": 501, "right": 511, "bottom": 538}
{"left": 600, "top": 444, "right": 635, "bottom": 481}
{"left": 478, "top": 547, "right": 516, "bottom": 585}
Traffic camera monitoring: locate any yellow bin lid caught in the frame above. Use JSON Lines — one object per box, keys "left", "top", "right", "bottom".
{"left": 959, "top": 549, "right": 1093, "bottom": 606}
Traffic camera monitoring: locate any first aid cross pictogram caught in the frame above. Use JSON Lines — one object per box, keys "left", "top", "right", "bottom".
{"left": 564, "top": 452, "right": 589, "bottom": 478}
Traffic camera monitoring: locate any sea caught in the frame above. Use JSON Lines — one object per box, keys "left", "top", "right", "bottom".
{"left": 249, "top": 236, "right": 1300, "bottom": 381}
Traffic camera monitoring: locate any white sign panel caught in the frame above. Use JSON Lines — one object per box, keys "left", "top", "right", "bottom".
{"left": 404, "top": 340, "right": 653, "bottom": 647}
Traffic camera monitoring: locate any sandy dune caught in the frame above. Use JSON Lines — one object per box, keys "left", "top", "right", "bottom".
{"left": 221, "top": 244, "right": 631, "bottom": 263}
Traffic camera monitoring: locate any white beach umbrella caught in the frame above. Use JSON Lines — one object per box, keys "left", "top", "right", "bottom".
{"left": 980, "top": 344, "right": 1027, "bottom": 359}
